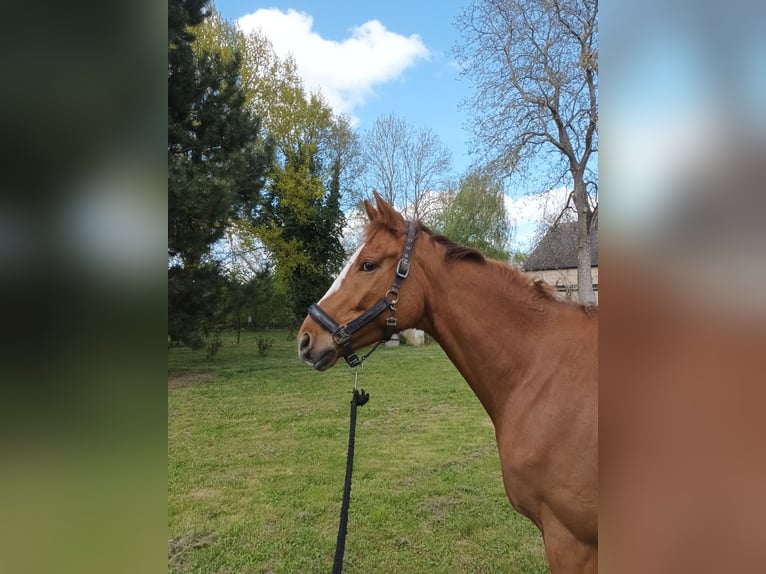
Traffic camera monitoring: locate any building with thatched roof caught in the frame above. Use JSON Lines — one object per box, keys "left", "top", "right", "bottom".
{"left": 523, "top": 222, "right": 598, "bottom": 303}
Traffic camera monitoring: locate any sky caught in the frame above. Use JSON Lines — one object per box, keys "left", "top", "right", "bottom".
{"left": 212, "top": 0, "right": 563, "bottom": 250}
{"left": 214, "top": 0, "right": 473, "bottom": 171}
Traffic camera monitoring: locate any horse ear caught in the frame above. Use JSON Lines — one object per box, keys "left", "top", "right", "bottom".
{"left": 363, "top": 198, "right": 377, "bottom": 222}
{"left": 373, "top": 191, "right": 406, "bottom": 231}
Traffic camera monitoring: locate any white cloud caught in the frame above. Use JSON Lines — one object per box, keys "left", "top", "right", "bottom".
{"left": 237, "top": 9, "right": 430, "bottom": 120}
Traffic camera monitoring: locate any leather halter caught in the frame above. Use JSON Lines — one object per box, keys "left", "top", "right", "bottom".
{"left": 308, "top": 220, "right": 417, "bottom": 369}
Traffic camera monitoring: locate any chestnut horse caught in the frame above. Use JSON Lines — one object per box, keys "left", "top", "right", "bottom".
{"left": 298, "top": 193, "right": 598, "bottom": 573}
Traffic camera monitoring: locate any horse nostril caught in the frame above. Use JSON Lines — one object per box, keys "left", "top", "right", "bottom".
{"left": 299, "top": 333, "right": 311, "bottom": 353}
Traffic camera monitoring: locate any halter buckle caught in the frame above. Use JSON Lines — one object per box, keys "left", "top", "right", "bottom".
{"left": 333, "top": 326, "right": 351, "bottom": 346}
{"left": 396, "top": 258, "right": 410, "bottom": 279}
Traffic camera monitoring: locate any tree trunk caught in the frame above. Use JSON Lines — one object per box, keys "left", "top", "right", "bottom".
{"left": 573, "top": 179, "right": 596, "bottom": 305}
{"left": 576, "top": 219, "right": 595, "bottom": 305}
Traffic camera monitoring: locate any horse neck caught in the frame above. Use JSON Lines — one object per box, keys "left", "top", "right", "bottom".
{"left": 416, "top": 250, "right": 563, "bottom": 424}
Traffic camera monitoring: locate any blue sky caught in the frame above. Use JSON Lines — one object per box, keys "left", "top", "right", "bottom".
{"left": 213, "top": 0, "right": 474, "bottom": 175}
{"left": 211, "top": 1, "right": 571, "bottom": 250}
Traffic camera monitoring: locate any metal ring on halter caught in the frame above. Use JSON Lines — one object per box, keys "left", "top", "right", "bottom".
{"left": 385, "top": 290, "right": 400, "bottom": 304}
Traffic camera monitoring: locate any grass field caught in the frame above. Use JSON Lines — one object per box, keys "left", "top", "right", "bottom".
{"left": 168, "top": 330, "right": 548, "bottom": 573}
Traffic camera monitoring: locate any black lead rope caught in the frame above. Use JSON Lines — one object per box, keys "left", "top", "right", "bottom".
{"left": 332, "top": 375, "right": 369, "bottom": 574}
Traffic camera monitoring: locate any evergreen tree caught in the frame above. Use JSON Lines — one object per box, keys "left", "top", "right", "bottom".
{"left": 167, "top": 0, "right": 272, "bottom": 348}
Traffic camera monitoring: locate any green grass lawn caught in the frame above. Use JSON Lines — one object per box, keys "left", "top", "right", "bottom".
{"left": 169, "top": 330, "right": 548, "bottom": 573}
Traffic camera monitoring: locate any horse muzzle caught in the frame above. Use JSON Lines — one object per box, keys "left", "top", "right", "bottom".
{"left": 298, "top": 331, "right": 339, "bottom": 371}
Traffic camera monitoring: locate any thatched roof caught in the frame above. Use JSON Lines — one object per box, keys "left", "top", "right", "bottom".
{"left": 523, "top": 222, "right": 598, "bottom": 271}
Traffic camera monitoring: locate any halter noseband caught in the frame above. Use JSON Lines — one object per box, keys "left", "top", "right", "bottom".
{"left": 308, "top": 220, "right": 417, "bottom": 369}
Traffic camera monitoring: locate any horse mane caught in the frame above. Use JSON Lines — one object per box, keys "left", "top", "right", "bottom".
{"left": 364, "top": 220, "right": 485, "bottom": 264}
{"left": 419, "top": 223, "right": 596, "bottom": 314}
{"left": 418, "top": 223, "right": 486, "bottom": 264}
{"left": 365, "top": 218, "right": 595, "bottom": 315}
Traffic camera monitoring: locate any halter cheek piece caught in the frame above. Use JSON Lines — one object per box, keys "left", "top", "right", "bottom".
{"left": 308, "top": 220, "right": 416, "bottom": 369}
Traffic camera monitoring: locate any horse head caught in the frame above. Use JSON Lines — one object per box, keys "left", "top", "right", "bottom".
{"left": 298, "top": 192, "right": 425, "bottom": 371}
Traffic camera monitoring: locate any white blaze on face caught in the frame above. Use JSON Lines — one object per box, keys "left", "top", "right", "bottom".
{"left": 319, "top": 243, "right": 365, "bottom": 304}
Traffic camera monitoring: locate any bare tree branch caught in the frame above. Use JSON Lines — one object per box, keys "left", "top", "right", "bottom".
{"left": 361, "top": 114, "right": 453, "bottom": 220}
{"left": 454, "top": 0, "right": 598, "bottom": 303}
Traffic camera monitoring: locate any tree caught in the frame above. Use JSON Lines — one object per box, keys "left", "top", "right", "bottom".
{"left": 454, "top": 0, "right": 598, "bottom": 303}
{"left": 168, "top": 0, "right": 272, "bottom": 348}
{"left": 361, "top": 113, "right": 453, "bottom": 221}
{"left": 227, "top": 29, "right": 352, "bottom": 321}
{"left": 440, "top": 171, "right": 513, "bottom": 261}
{"left": 223, "top": 268, "right": 278, "bottom": 342}
{"left": 257, "top": 139, "right": 346, "bottom": 321}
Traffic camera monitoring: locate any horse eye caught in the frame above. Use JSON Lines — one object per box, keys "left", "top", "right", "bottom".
{"left": 359, "top": 261, "right": 378, "bottom": 272}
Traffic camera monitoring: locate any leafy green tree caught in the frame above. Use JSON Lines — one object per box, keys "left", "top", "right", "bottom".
{"left": 187, "top": 13, "right": 355, "bottom": 323}
{"left": 234, "top": 30, "right": 350, "bottom": 320}
{"left": 258, "top": 141, "right": 346, "bottom": 321}
{"left": 221, "top": 266, "right": 295, "bottom": 332}
{"left": 223, "top": 268, "right": 274, "bottom": 342}
{"left": 440, "top": 171, "right": 513, "bottom": 261}
{"left": 168, "top": 0, "right": 272, "bottom": 348}
{"left": 510, "top": 250, "right": 528, "bottom": 266}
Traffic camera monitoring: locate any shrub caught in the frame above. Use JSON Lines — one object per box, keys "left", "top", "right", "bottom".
{"left": 206, "top": 334, "right": 223, "bottom": 360}
{"left": 257, "top": 336, "right": 274, "bottom": 357}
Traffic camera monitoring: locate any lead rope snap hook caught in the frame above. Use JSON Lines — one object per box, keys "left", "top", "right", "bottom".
{"left": 347, "top": 358, "right": 364, "bottom": 377}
